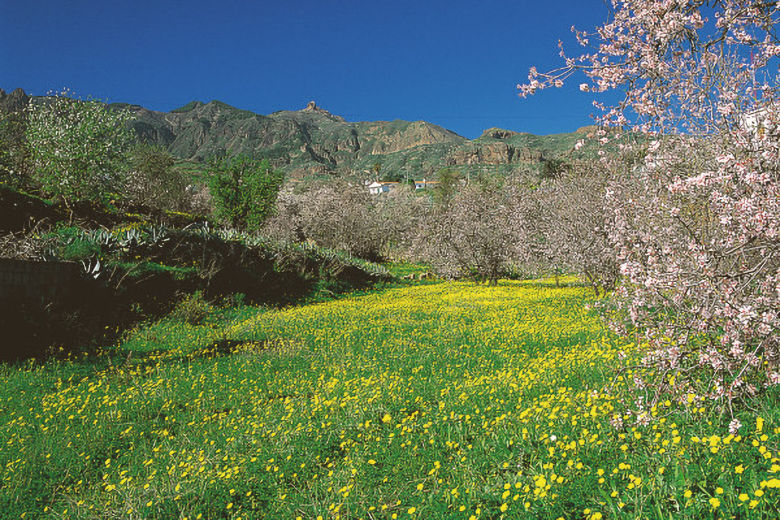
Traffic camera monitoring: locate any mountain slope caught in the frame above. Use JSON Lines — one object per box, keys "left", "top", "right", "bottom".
{"left": 2, "top": 88, "right": 597, "bottom": 181}
{"left": 129, "top": 98, "right": 602, "bottom": 180}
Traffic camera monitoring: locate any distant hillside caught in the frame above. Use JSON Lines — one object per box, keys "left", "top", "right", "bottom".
{"left": 2, "top": 88, "right": 601, "bottom": 181}
{"left": 130, "top": 99, "right": 601, "bottom": 180}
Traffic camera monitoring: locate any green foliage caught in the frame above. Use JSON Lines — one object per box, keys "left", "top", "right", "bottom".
{"left": 25, "top": 93, "right": 134, "bottom": 207}
{"left": 108, "top": 260, "right": 198, "bottom": 281}
{"left": 127, "top": 144, "right": 189, "bottom": 211}
{"left": 1, "top": 282, "right": 778, "bottom": 519}
{"left": 168, "top": 290, "right": 213, "bottom": 325}
{"left": 385, "top": 261, "right": 432, "bottom": 279}
{"left": 539, "top": 157, "right": 571, "bottom": 179}
{"left": 208, "top": 156, "right": 284, "bottom": 230}
{"left": 44, "top": 225, "right": 102, "bottom": 261}
{"left": 0, "top": 108, "right": 31, "bottom": 188}
{"left": 171, "top": 100, "right": 202, "bottom": 113}
{"left": 432, "top": 167, "right": 462, "bottom": 207}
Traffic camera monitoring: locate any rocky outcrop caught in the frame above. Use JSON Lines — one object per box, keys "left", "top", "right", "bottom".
{"left": 0, "top": 88, "right": 30, "bottom": 113}
{"left": 445, "top": 141, "right": 543, "bottom": 166}
{"left": 480, "top": 127, "right": 518, "bottom": 140}
{"left": 302, "top": 100, "right": 346, "bottom": 123}
{"left": 355, "top": 120, "right": 465, "bottom": 155}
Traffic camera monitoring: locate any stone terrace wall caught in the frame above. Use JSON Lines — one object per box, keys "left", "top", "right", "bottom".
{"left": 0, "top": 258, "right": 82, "bottom": 308}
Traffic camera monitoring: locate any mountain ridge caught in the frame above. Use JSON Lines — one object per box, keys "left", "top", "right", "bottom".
{"left": 1, "top": 88, "right": 595, "bottom": 181}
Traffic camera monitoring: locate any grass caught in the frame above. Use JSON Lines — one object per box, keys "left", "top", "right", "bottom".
{"left": 384, "top": 261, "right": 433, "bottom": 279}
{"left": 108, "top": 260, "right": 199, "bottom": 281}
{"left": 0, "top": 278, "right": 778, "bottom": 519}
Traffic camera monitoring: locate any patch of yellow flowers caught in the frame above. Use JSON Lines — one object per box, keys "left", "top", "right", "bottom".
{"left": 1, "top": 279, "right": 777, "bottom": 518}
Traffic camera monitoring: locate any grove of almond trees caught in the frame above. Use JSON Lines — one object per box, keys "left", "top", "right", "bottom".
{"left": 519, "top": 0, "right": 780, "bottom": 405}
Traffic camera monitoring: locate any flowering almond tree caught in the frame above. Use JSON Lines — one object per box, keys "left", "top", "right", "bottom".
{"left": 535, "top": 163, "right": 622, "bottom": 296}
{"left": 415, "top": 181, "right": 530, "bottom": 285}
{"left": 520, "top": 0, "right": 779, "bottom": 405}
{"left": 25, "top": 91, "right": 134, "bottom": 208}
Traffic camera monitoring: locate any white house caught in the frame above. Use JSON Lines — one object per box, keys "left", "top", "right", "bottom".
{"left": 740, "top": 105, "right": 776, "bottom": 136}
{"left": 414, "top": 178, "right": 439, "bottom": 190}
{"left": 367, "top": 181, "right": 399, "bottom": 195}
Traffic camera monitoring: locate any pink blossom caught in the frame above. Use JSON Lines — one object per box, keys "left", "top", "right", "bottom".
{"left": 519, "top": 0, "right": 780, "bottom": 403}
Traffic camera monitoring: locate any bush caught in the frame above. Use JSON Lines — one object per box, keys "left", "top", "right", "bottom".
{"left": 169, "top": 291, "right": 213, "bottom": 325}
{"left": 0, "top": 106, "right": 31, "bottom": 189}
{"left": 208, "top": 156, "right": 284, "bottom": 230}
{"left": 125, "top": 144, "right": 189, "bottom": 211}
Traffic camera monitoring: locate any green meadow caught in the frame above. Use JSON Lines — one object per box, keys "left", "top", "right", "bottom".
{"left": 1, "top": 280, "right": 778, "bottom": 519}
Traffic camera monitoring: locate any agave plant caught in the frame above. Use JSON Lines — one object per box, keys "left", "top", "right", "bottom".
{"left": 115, "top": 228, "right": 142, "bottom": 251}
{"left": 80, "top": 257, "right": 102, "bottom": 280}
{"left": 183, "top": 221, "right": 213, "bottom": 239}
{"left": 88, "top": 229, "right": 115, "bottom": 249}
{"left": 145, "top": 225, "right": 170, "bottom": 246}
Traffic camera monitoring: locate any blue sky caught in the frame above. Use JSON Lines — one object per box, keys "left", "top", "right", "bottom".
{"left": 2, "top": 1, "right": 613, "bottom": 138}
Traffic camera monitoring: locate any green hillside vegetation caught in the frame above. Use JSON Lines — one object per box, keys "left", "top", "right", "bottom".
{"left": 136, "top": 99, "right": 596, "bottom": 182}
{"left": 0, "top": 181, "right": 392, "bottom": 361}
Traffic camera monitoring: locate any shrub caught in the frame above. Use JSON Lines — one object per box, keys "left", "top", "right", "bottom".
{"left": 208, "top": 156, "right": 283, "bottom": 230}
{"left": 169, "top": 291, "right": 213, "bottom": 325}
{"left": 0, "top": 105, "right": 31, "bottom": 189}
{"left": 125, "top": 144, "right": 189, "bottom": 211}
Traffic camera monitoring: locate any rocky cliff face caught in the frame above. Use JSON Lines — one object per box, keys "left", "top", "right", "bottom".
{"left": 445, "top": 141, "right": 543, "bottom": 166}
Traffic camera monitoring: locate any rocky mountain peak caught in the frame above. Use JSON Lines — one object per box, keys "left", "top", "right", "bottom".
{"left": 301, "top": 100, "right": 346, "bottom": 123}
{"left": 480, "top": 127, "right": 518, "bottom": 140}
